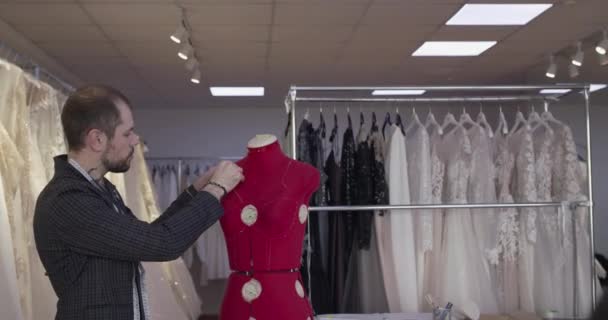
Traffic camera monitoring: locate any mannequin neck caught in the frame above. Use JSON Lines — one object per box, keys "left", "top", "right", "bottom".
{"left": 242, "top": 141, "right": 289, "bottom": 174}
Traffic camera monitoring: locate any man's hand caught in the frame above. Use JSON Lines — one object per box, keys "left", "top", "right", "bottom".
{"left": 193, "top": 165, "right": 217, "bottom": 191}
{"left": 200, "top": 161, "right": 244, "bottom": 200}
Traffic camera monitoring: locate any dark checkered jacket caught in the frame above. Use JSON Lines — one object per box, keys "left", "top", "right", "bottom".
{"left": 34, "top": 155, "right": 223, "bottom": 320}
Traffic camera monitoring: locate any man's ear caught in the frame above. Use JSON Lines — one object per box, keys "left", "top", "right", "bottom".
{"left": 86, "top": 129, "right": 107, "bottom": 152}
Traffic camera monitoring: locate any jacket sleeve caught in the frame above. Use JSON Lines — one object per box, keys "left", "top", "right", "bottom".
{"left": 49, "top": 187, "right": 223, "bottom": 262}
{"left": 151, "top": 185, "right": 200, "bottom": 225}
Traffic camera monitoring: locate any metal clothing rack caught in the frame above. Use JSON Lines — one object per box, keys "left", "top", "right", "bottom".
{"left": 285, "top": 84, "right": 597, "bottom": 311}
{"left": 0, "top": 40, "right": 75, "bottom": 94}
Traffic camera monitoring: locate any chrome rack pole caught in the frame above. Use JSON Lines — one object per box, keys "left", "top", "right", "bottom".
{"left": 295, "top": 96, "right": 556, "bottom": 103}
{"left": 290, "top": 87, "right": 297, "bottom": 160}
{"left": 584, "top": 85, "right": 597, "bottom": 311}
{"left": 309, "top": 201, "right": 583, "bottom": 212}
{"left": 291, "top": 84, "right": 587, "bottom": 91}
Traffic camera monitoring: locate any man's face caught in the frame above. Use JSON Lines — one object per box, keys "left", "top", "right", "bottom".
{"left": 101, "top": 100, "right": 139, "bottom": 173}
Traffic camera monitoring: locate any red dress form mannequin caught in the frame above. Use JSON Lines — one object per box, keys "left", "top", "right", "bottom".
{"left": 219, "top": 135, "right": 320, "bottom": 320}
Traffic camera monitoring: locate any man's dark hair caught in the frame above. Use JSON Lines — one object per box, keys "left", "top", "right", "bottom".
{"left": 61, "top": 85, "right": 131, "bottom": 151}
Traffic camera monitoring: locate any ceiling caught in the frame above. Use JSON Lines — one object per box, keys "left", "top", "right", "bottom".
{"left": 0, "top": 0, "right": 606, "bottom": 108}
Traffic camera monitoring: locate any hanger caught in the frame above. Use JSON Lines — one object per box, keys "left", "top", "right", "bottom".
{"left": 476, "top": 103, "right": 494, "bottom": 138}
{"left": 425, "top": 108, "right": 444, "bottom": 135}
{"left": 347, "top": 105, "right": 353, "bottom": 129}
{"left": 441, "top": 112, "right": 461, "bottom": 135}
{"left": 405, "top": 106, "right": 422, "bottom": 134}
{"left": 371, "top": 112, "right": 378, "bottom": 133}
{"left": 541, "top": 101, "right": 565, "bottom": 127}
{"left": 329, "top": 107, "right": 338, "bottom": 143}
{"left": 360, "top": 107, "right": 365, "bottom": 128}
{"left": 528, "top": 103, "right": 554, "bottom": 135}
{"left": 459, "top": 106, "right": 483, "bottom": 134}
{"left": 319, "top": 105, "right": 326, "bottom": 139}
{"left": 509, "top": 108, "right": 530, "bottom": 135}
{"left": 394, "top": 107, "right": 406, "bottom": 135}
{"left": 382, "top": 110, "right": 393, "bottom": 139}
{"left": 494, "top": 105, "right": 509, "bottom": 136}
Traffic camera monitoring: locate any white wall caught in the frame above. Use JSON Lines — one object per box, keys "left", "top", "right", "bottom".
{"left": 134, "top": 107, "right": 286, "bottom": 159}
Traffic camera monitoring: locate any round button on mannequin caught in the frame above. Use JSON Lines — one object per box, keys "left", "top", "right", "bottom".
{"left": 219, "top": 134, "right": 320, "bottom": 320}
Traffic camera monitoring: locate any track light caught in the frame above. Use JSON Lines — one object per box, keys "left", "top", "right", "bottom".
{"left": 185, "top": 58, "right": 199, "bottom": 71}
{"left": 600, "top": 53, "right": 608, "bottom": 66}
{"left": 190, "top": 69, "right": 201, "bottom": 84}
{"left": 596, "top": 30, "right": 608, "bottom": 55}
{"left": 572, "top": 42, "right": 584, "bottom": 67}
{"left": 545, "top": 55, "right": 557, "bottom": 78}
{"left": 569, "top": 64, "right": 579, "bottom": 78}
{"left": 170, "top": 24, "right": 187, "bottom": 44}
{"left": 178, "top": 43, "right": 193, "bottom": 60}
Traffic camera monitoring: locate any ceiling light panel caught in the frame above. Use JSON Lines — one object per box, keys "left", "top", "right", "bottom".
{"left": 372, "top": 90, "right": 426, "bottom": 96}
{"left": 446, "top": 4, "right": 553, "bottom": 26}
{"left": 412, "top": 41, "right": 497, "bottom": 56}
{"left": 210, "top": 87, "right": 265, "bottom": 97}
{"left": 540, "top": 89, "right": 571, "bottom": 94}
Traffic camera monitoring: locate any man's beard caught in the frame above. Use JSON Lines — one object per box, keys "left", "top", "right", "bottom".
{"left": 102, "top": 148, "right": 134, "bottom": 173}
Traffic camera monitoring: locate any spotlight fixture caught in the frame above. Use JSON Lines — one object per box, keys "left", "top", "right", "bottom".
{"left": 545, "top": 55, "right": 557, "bottom": 78}
{"left": 572, "top": 42, "right": 584, "bottom": 67}
{"left": 178, "top": 43, "right": 193, "bottom": 60}
{"left": 185, "top": 58, "right": 199, "bottom": 71}
{"left": 170, "top": 24, "right": 187, "bottom": 44}
{"left": 596, "top": 30, "right": 608, "bottom": 55}
{"left": 190, "top": 69, "right": 201, "bottom": 84}
{"left": 568, "top": 64, "right": 579, "bottom": 78}
{"left": 600, "top": 53, "right": 608, "bottom": 66}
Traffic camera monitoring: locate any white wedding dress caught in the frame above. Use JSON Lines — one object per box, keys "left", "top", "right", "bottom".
{"left": 384, "top": 125, "right": 418, "bottom": 312}
{"left": 427, "top": 124, "right": 445, "bottom": 304}
{"left": 405, "top": 121, "right": 432, "bottom": 310}
{"left": 438, "top": 126, "right": 497, "bottom": 313}
{"left": 491, "top": 132, "right": 519, "bottom": 313}
{"left": 24, "top": 75, "right": 63, "bottom": 319}
{"left": 467, "top": 126, "right": 499, "bottom": 313}
{"left": 1, "top": 62, "right": 35, "bottom": 320}
{"left": 509, "top": 127, "right": 537, "bottom": 313}
{"left": 0, "top": 123, "right": 25, "bottom": 320}
{"left": 548, "top": 123, "right": 599, "bottom": 318}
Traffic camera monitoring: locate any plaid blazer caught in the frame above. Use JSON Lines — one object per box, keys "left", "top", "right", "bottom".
{"left": 34, "top": 155, "right": 223, "bottom": 320}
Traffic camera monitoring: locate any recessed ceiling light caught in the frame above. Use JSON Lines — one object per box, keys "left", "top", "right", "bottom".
{"left": 590, "top": 84, "right": 607, "bottom": 92}
{"left": 446, "top": 4, "right": 552, "bottom": 26}
{"left": 540, "top": 89, "right": 571, "bottom": 94}
{"left": 210, "top": 87, "right": 265, "bottom": 96}
{"left": 372, "top": 90, "right": 426, "bottom": 96}
{"left": 412, "top": 41, "right": 497, "bottom": 56}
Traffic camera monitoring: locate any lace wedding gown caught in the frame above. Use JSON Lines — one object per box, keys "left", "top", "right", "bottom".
{"left": 509, "top": 127, "right": 537, "bottom": 313}
{"left": 438, "top": 126, "right": 497, "bottom": 313}
{"left": 405, "top": 122, "right": 432, "bottom": 310}
{"left": 467, "top": 126, "right": 499, "bottom": 313}
{"left": 384, "top": 125, "right": 418, "bottom": 312}
{"left": 491, "top": 132, "right": 519, "bottom": 313}
{"left": 0, "top": 123, "right": 24, "bottom": 320}
{"left": 427, "top": 125, "right": 445, "bottom": 303}
{"left": 24, "top": 75, "right": 62, "bottom": 319}
{"left": 1, "top": 63, "right": 34, "bottom": 320}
